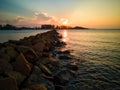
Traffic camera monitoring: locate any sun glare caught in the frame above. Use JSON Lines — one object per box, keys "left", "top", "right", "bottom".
{"left": 62, "top": 19, "right": 68, "bottom": 26}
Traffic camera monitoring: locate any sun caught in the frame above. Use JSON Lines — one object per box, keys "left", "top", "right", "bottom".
{"left": 62, "top": 19, "right": 68, "bottom": 26}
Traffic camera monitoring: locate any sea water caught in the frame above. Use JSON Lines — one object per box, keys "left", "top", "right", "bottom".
{"left": 0, "top": 29, "right": 120, "bottom": 89}
{"left": 60, "top": 29, "right": 120, "bottom": 90}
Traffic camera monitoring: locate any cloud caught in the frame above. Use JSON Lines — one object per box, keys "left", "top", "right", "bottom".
{"left": 0, "top": 12, "right": 63, "bottom": 26}
{"left": 34, "top": 12, "right": 57, "bottom": 25}
{"left": 0, "top": 16, "right": 25, "bottom": 25}
{"left": 35, "top": 12, "right": 50, "bottom": 21}
{"left": 15, "top": 16, "right": 25, "bottom": 22}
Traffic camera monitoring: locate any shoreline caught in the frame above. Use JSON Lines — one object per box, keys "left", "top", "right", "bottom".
{"left": 0, "top": 29, "right": 78, "bottom": 90}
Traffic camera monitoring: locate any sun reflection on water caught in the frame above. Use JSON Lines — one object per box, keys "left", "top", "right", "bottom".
{"left": 62, "top": 30, "right": 68, "bottom": 42}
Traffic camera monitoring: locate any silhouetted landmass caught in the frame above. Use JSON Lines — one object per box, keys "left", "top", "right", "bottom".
{"left": 0, "top": 24, "right": 89, "bottom": 30}
{"left": 41, "top": 24, "right": 55, "bottom": 29}
{"left": 72, "top": 26, "right": 88, "bottom": 29}
{"left": 0, "top": 24, "right": 17, "bottom": 30}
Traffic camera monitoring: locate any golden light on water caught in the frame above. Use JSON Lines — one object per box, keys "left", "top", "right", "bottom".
{"left": 62, "top": 30, "right": 68, "bottom": 42}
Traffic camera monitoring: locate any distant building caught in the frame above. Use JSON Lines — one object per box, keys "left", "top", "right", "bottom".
{"left": 41, "top": 24, "right": 55, "bottom": 29}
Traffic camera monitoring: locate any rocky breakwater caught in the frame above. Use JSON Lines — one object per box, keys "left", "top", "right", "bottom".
{"left": 0, "top": 29, "right": 78, "bottom": 90}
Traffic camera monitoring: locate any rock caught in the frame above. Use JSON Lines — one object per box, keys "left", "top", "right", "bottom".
{"left": 67, "top": 62, "right": 78, "bottom": 71}
{"left": 46, "top": 58, "right": 62, "bottom": 72}
{"left": 29, "top": 84, "right": 47, "bottom": 90}
{"left": 0, "top": 77, "right": 18, "bottom": 90}
{"left": 68, "top": 70, "right": 77, "bottom": 78}
{"left": 0, "top": 54, "right": 10, "bottom": 62}
{"left": 26, "top": 74, "right": 39, "bottom": 85}
{"left": 19, "top": 39, "right": 32, "bottom": 46}
{"left": 17, "top": 46, "right": 38, "bottom": 63}
{"left": 55, "top": 85, "right": 66, "bottom": 90}
{"left": 0, "top": 58, "right": 13, "bottom": 73}
{"left": 13, "top": 53, "right": 31, "bottom": 76}
{"left": 39, "top": 64, "right": 52, "bottom": 76}
{"left": 6, "top": 71, "right": 26, "bottom": 85}
{"left": 5, "top": 46, "right": 18, "bottom": 60}
{"left": 41, "top": 74, "right": 53, "bottom": 81}
{"left": 58, "top": 55, "right": 72, "bottom": 60}
{"left": 26, "top": 74, "right": 54, "bottom": 90}
{"left": 32, "top": 42, "right": 45, "bottom": 52}
{"left": 32, "top": 65, "right": 41, "bottom": 74}
{"left": 53, "top": 69, "right": 73, "bottom": 85}
{"left": 57, "top": 50, "right": 70, "bottom": 54}
{"left": 0, "top": 43, "right": 3, "bottom": 49}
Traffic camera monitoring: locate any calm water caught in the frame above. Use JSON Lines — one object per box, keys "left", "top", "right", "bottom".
{"left": 0, "top": 29, "right": 120, "bottom": 89}
{"left": 60, "top": 30, "right": 120, "bottom": 90}
{"left": 0, "top": 30, "right": 49, "bottom": 43}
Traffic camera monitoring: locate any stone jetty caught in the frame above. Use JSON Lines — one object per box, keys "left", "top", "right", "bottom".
{"left": 0, "top": 30, "right": 78, "bottom": 90}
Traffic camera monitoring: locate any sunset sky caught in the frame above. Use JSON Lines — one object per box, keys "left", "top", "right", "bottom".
{"left": 0, "top": 0, "right": 120, "bottom": 28}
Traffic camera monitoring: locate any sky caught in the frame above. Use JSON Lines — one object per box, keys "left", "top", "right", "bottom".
{"left": 0, "top": 0, "right": 120, "bottom": 28}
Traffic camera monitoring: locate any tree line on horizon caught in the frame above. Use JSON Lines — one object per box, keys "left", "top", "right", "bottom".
{"left": 0, "top": 24, "right": 88, "bottom": 30}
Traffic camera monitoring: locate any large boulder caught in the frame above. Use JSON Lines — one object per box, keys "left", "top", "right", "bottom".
{"left": 17, "top": 46, "right": 38, "bottom": 63}
{"left": 5, "top": 46, "right": 18, "bottom": 60}
{"left": 6, "top": 71, "right": 26, "bottom": 85}
{"left": 32, "top": 42, "right": 45, "bottom": 52}
{"left": 0, "top": 58, "right": 13, "bottom": 73}
{"left": 0, "top": 77, "right": 18, "bottom": 90}
{"left": 13, "top": 53, "right": 31, "bottom": 76}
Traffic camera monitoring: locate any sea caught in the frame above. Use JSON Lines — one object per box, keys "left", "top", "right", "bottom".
{"left": 0, "top": 29, "right": 120, "bottom": 90}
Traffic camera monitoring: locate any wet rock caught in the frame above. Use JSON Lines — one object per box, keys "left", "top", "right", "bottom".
{"left": 58, "top": 55, "right": 72, "bottom": 60}
{"left": 29, "top": 84, "right": 47, "bottom": 90}
{"left": 6, "top": 71, "right": 26, "bottom": 85}
{"left": 37, "top": 55, "right": 59, "bottom": 65}
{"left": 53, "top": 69, "right": 73, "bottom": 85}
{"left": 68, "top": 70, "right": 77, "bottom": 78}
{"left": 0, "top": 77, "right": 18, "bottom": 90}
{"left": 57, "top": 50, "right": 70, "bottom": 54}
{"left": 46, "top": 58, "right": 62, "bottom": 72}
{"left": 67, "top": 62, "right": 78, "bottom": 71}
{"left": 26, "top": 74, "right": 54, "bottom": 90}
{"left": 13, "top": 53, "right": 31, "bottom": 76}
{"left": 39, "top": 64, "right": 52, "bottom": 76}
